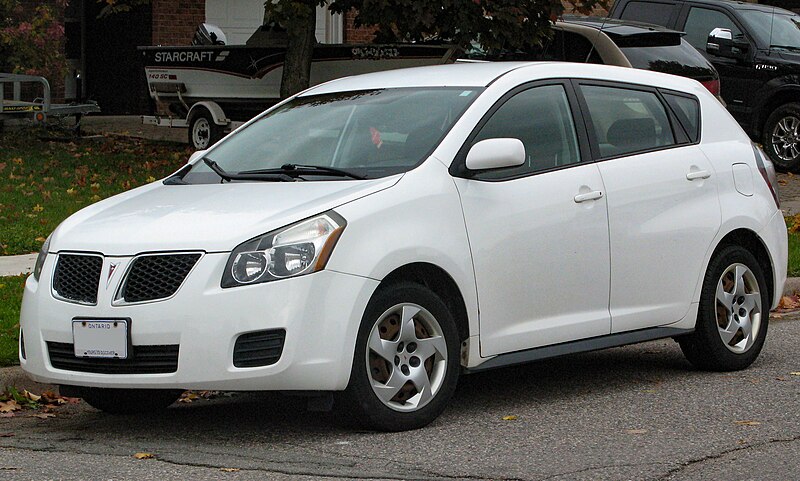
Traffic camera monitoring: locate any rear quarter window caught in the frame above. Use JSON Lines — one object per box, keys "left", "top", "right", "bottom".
{"left": 663, "top": 93, "right": 701, "bottom": 143}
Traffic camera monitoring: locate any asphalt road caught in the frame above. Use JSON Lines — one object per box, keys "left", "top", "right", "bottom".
{"left": 2, "top": 314, "right": 800, "bottom": 481}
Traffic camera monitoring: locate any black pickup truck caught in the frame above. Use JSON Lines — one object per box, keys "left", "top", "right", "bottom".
{"left": 609, "top": 0, "right": 800, "bottom": 169}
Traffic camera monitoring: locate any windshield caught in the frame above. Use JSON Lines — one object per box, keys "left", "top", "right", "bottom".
{"left": 183, "top": 87, "right": 481, "bottom": 183}
{"left": 740, "top": 9, "right": 800, "bottom": 50}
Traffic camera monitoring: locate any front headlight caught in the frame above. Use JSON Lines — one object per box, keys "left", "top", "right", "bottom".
{"left": 32, "top": 234, "right": 52, "bottom": 281}
{"left": 222, "top": 212, "right": 346, "bottom": 288}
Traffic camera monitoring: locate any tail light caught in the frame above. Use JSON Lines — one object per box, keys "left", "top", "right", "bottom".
{"left": 753, "top": 144, "right": 779, "bottom": 208}
{"left": 700, "top": 79, "right": 721, "bottom": 97}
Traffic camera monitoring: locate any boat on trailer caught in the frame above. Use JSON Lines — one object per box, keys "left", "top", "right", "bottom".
{"left": 139, "top": 26, "right": 459, "bottom": 149}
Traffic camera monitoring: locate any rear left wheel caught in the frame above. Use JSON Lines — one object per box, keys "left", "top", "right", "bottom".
{"left": 341, "top": 283, "right": 460, "bottom": 431}
{"left": 679, "top": 245, "right": 769, "bottom": 371}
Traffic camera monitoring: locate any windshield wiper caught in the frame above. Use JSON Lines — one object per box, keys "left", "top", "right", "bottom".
{"left": 770, "top": 44, "right": 800, "bottom": 52}
{"left": 239, "top": 163, "right": 367, "bottom": 180}
{"left": 203, "top": 157, "right": 295, "bottom": 182}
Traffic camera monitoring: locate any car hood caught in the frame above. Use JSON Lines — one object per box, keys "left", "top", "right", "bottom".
{"left": 51, "top": 176, "right": 401, "bottom": 255}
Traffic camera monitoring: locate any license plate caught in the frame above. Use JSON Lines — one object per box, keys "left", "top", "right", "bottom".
{"left": 72, "top": 319, "right": 129, "bottom": 359}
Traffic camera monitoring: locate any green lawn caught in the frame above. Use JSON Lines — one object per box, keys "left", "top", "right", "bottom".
{"left": 0, "top": 130, "right": 192, "bottom": 255}
{"left": 789, "top": 231, "right": 800, "bottom": 278}
{"left": 0, "top": 275, "right": 26, "bottom": 366}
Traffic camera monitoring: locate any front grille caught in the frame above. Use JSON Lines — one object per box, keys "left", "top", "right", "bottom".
{"left": 118, "top": 253, "right": 201, "bottom": 303}
{"left": 52, "top": 254, "right": 103, "bottom": 304}
{"left": 47, "top": 342, "right": 179, "bottom": 374}
{"left": 233, "top": 329, "right": 286, "bottom": 368}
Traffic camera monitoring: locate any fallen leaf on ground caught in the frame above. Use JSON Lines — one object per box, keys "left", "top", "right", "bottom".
{"left": 625, "top": 429, "right": 648, "bottom": 435}
{"left": 778, "top": 296, "right": 800, "bottom": 309}
{"left": 734, "top": 420, "right": 761, "bottom": 426}
{"left": 0, "top": 401, "right": 20, "bottom": 413}
{"left": 133, "top": 452, "right": 155, "bottom": 460}
{"left": 220, "top": 468, "right": 240, "bottom": 472}
{"left": 22, "top": 390, "right": 41, "bottom": 402}
{"left": 501, "top": 415, "right": 518, "bottom": 421}
{"left": 790, "top": 372, "right": 800, "bottom": 376}
{"left": 0, "top": 433, "right": 13, "bottom": 437}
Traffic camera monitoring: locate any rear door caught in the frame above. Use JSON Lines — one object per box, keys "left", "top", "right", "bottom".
{"left": 574, "top": 81, "right": 721, "bottom": 333}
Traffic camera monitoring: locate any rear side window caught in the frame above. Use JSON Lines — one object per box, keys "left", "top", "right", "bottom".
{"left": 663, "top": 93, "right": 701, "bottom": 143}
{"left": 579, "top": 85, "right": 676, "bottom": 158}
{"left": 471, "top": 84, "right": 581, "bottom": 179}
{"left": 619, "top": 1, "right": 675, "bottom": 27}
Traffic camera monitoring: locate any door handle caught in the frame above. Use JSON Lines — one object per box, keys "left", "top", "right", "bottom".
{"left": 574, "top": 190, "right": 603, "bottom": 203}
{"left": 686, "top": 170, "right": 711, "bottom": 181}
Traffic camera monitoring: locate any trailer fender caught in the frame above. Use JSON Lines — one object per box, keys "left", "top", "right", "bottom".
{"left": 188, "top": 101, "right": 229, "bottom": 126}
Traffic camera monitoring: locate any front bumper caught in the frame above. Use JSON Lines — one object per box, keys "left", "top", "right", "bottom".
{"left": 20, "top": 252, "right": 378, "bottom": 391}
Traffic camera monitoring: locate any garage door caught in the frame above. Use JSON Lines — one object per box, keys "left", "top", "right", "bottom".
{"left": 205, "top": 0, "right": 342, "bottom": 45}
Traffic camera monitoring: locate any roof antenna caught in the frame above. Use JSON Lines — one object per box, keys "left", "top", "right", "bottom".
{"left": 588, "top": 2, "right": 610, "bottom": 64}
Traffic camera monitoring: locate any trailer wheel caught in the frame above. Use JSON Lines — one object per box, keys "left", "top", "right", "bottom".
{"left": 188, "top": 109, "right": 223, "bottom": 150}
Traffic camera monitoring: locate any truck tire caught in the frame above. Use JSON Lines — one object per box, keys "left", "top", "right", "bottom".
{"left": 763, "top": 102, "right": 800, "bottom": 171}
{"left": 188, "top": 108, "right": 223, "bottom": 150}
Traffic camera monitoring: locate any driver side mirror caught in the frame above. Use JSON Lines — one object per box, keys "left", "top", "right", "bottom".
{"left": 466, "top": 138, "right": 526, "bottom": 171}
{"left": 707, "top": 27, "right": 749, "bottom": 60}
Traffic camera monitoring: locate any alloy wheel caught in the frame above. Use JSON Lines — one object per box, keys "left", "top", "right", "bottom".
{"left": 771, "top": 115, "right": 800, "bottom": 162}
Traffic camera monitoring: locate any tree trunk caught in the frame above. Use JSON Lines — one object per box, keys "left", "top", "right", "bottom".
{"left": 280, "top": 3, "right": 317, "bottom": 98}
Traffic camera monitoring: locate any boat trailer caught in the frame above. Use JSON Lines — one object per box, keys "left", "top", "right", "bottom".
{"left": 0, "top": 73, "right": 100, "bottom": 132}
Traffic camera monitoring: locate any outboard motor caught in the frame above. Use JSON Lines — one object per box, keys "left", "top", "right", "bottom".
{"left": 192, "top": 23, "right": 227, "bottom": 46}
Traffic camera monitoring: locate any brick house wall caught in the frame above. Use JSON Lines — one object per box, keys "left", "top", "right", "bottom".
{"left": 151, "top": 0, "right": 206, "bottom": 45}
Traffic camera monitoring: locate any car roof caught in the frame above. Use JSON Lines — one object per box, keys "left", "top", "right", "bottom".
{"left": 659, "top": 0, "right": 794, "bottom": 15}
{"left": 302, "top": 62, "right": 704, "bottom": 97}
{"left": 300, "top": 62, "right": 534, "bottom": 95}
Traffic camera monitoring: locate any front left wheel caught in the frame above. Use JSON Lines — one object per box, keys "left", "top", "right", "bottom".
{"left": 341, "top": 283, "right": 461, "bottom": 431}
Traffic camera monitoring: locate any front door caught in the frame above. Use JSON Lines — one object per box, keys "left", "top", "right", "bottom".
{"left": 453, "top": 82, "right": 612, "bottom": 357}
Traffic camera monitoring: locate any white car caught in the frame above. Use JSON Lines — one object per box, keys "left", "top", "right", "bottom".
{"left": 20, "top": 62, "right": 787, "bottom": 431}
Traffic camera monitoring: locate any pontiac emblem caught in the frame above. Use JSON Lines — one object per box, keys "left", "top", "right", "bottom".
{"left": 107, "top": 262, "right": 119, "bottom": 285}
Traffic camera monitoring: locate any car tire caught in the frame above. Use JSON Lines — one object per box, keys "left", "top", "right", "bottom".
{"left": 340, "top": 282, "right": 461, "bottom": 431}
{"left": 70, "top": 387, "right": 183, "bottom": 414}
{"left": 188, "top": 109, "right": 223, "bottom": 150}
{"left": 763, "top": 102, "right": 800, "bottom": 171}
{"left": 679, "top": 245, "right": 769, "bottom": 372}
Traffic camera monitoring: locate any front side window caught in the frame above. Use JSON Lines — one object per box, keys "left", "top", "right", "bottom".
{"left": 470, "top": 84, "right": 581, "bottom": 180}
{"left": 684, "top": 8, "right": 745, "bottom": 53}
{"left": 183, "top": 87, "right": 481, "bottom": 183}
{"left": 580, "top": 85, "right": 675, "bottom": 157}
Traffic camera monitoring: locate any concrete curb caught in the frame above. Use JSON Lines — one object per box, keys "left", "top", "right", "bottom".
{"left": 0, "top": 253, "right": 37, "bottom": 277}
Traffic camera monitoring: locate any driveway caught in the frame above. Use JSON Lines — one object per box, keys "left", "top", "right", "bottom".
{"left": 2, "top": 313, "right": 799, "bottom": 480}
